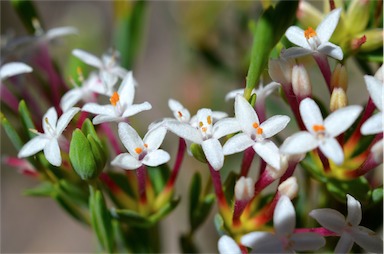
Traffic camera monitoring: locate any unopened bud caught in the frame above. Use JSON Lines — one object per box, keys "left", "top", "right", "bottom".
{"left": 235, "top": 176, "right": 255, "bottom": 201}
{"left": 292, "top": 65, "right": 312, "bottom": 99}
{"left": 330, "top": 87, "right": 348, "bottom": 112}
{"left": 296, "top": 1, "right": 323, "bottom": 30}
{"left": 374, "top": 65, "right": 383, "bottom": 83}
{"left": 359, "top": 30, "right": 384, "bottom": 52}
{"left": 266, "top": 155, "right": 289, "bottom": 180}
{"left": 331, "top": 64, "right": 348, "bottom": 91}
{"left": 269, "top": 57, "right": 296, "bottom": 85}
{"left": 286, "top": 153, "right": 306, "bottom": 164}
{"left": 345, "top": 0, "right": 370, "bottom": 34}
{"left": 371, "top": 139, "right": 383, "bottom": 164}
{"left": 278, "top": 177, "right": 298, "bottom": 199}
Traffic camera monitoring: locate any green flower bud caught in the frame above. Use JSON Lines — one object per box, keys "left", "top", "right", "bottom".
{"left": 359, "top": 29, "right": 384, "bottom": 52}
{"left": 190, "top": 143, "right": 207, "bottom": 164}
{"left": 345, "top": 0, "right": 370, "bottom": 34}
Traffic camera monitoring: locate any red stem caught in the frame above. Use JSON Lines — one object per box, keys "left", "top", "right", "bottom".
{"left": 137, "top": 165, "right": 147, "bottom": 204}
{"left": 165, "top": 138, "right": 186, "bottom": 190}
{"left": 240, "top": 147, "right": 255, "bottom": 177}
{"left": 294, "top": 227, "right": 338, "bottom": 236}
{"left": 208, "top": 163, "right": 229, "bottom": 211}
{"left": 313, "top": 53, "right": 332, "bottom": 93}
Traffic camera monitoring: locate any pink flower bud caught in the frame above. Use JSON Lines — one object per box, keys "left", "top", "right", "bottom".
{"left": 292, "top": 65, "right": 312, "bottom": 99}
{"left": 278, "top": 177, "right": 298, "bottom": 199}
{"left": 235, "top": 176, "right": 254, "bottom": 201}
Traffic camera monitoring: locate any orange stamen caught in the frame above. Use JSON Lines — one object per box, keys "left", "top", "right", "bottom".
{"left": 312, "top": 124, "right": 326, "bottom": 132}
{"left": 253, "top": 122, "right": 259, "bottom": 129}
{"left": 257, "top": 128, "right": 263, "bottom": 135}
{"left": 110, "top": 92, "right": 120, "bottom": 106}
{"left": 304, "top": 27, "right": 317, "bottom": 39}
{"left": 178, "top": 111, "right": 183, "bottom": 117}
{"left": 144, "top": 144, "right": 148, "bottom": 148}
{"left": 202, "top": 127, "right": 207, "bottom": 133}
{"left": 135, "top": 147, "right": 143, "bottom": 154}
{"left": 207, "top": 116, "right": 212, "bottom": 125}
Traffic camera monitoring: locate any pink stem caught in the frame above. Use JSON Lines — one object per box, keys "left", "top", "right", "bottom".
{"left": 282, "top": 84, "right": 306, "bottom": 130}
{"left": 232, "top": 199, "right": 249, "bottom": 226}
{"left": 0, "top": 84, "right": 19, "bottom": 112}
{"left": 240, "top": 147, "right": 255, "bottom": 177}
{"left": 313, "top": 53, "right": 332, "bottom": 93}
{"left": 254, "top": 169, "right": 275, "bottom": 196}
{"left": 165, "top": 138, "right": 186, "bottom": 190}
{"left": 137, "top": 165, "right": 147, "bottom": 204}
{"left": 294, "top": 227, "right": 338, "bottom": 236}
{"left": 208, "top": 163, "right": 229, "bottom": 211}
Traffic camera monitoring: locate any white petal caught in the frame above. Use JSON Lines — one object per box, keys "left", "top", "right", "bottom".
{"left": 72, "top": 49, "right": 103, "bottom": 68}
{"left": 143, "top": 150, "right": 170, "bottom": 167}
{"left": 281, "top": 47, "right": 313, "bottom": 59}
{"left": 365, "top": 75, "right": 383, "bottom": 111}
{"left": 82, "top": 103, "right": 116, "bottom": 116}
{"left": 285, "top": 26, "right": 310, "bottom": 49}
{"left": 253, "top": 140, "right": 281, "bottom": 170}
{"left": 111, "top": 153, "right": 141, "bottom": 170}
{"left": 309, "top": 208, "right": 345, "bottom": 233}
{"left": 202, "top": 139, "right": 224, "bottom": 171}
{"left": 0, "top": 62, "right": 32, "bottom": 80}
{"left": 45, "top": 26, "right": 77, "bottom": 40}
{"left": 319, "top": 137, "right": 344, "bottom": 165}
{"left": 212, "top": 111, "right": 228, "bottom": 121}
{"left": 361, "top": 113, "right": 382, "bottom": 135}
{"left": 122, "top": 102, "right": 152, "bottom": 118}
{"left": 118, "top": 72, "right": 136, "bottom": 106}
{"left": 260, "top": 115, "right": 290, "bottom": 139}
{"left": 18, "top": 136, "right": 49, "bottom": 158}
{"left": 223, "top": 133, "right": 254, "bottom": 155}
{"left": 143, "top": 127, "right": 167, "bottom": 151}
{"left": 110, "top": 66, "right": 128, "bottom": 79}
{"left": 225, "top": 88, "right": 245, "bottom": 101}
{"left": 241, "top": 232, "right": 283, "bottom": 253}
{"left": 218, "top": 235, "right": 242, "bottom": 254}
{"left": 316, "top": 8, "right": 342, "bottom": 43}
{"left": 334, "top": 233, "right": 354, "bottom": 254}
{"left": 324, "top": 105, "right": 363, "bottom": 137}
{"left": 280, "top": 131, "right": 318, "bottom": 154}
{"left": 101, "top": 71, "right": 118, "bottom": 89}
{"left": 165, "top": 121, "right": 202, "bottom": 144}
{"left": 44, "top": 139, "right": 61, "bottom": 166}
{"left": 290, "top": 232, "right": 325, "bottom": 251}
{"left": 213, "top": 118, "right": 241, "bottom": 139}
{"left": 235, "top": 95, "right": 259, "bottom": 136}
{"left": 300, "top": 98, "right": 324, "bottom": 133}
{"left": 317, "top": 42, "right": 343, "bottom": 60}
{"left": 118, "top": 122, "right": 144, "bottom": 155}
{"left": 56, "top": 107, "right": 80, "bottom": 135}
{"left": 346, "top": 194, "right": 362, "bottom": 226}
{"left": 43, "top": 107, "right": 58, "bottom": 134}
{"left": 92, "top": 115, "right": 122, "bottom": 125}
{"left": 257, "top": 82, "right": 280, "bottom": 102}
{"left": 168, "top": 98, "right": 184, "bottom": 111}
{"left": 351, "top": 226, "right": 383, "bottom": 253}
{"left": 60, "top": 89, "right": 83, "bottom": 112}
{"left": 274, "top": 195, "right": 295, "bottom": 236}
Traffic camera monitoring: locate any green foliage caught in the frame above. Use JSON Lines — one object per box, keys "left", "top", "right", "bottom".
{"left": 10, "top": 0, "right": 41, "bottom": 34}
{"left": 326, "top": 177, "right": 371, "bottom": 204}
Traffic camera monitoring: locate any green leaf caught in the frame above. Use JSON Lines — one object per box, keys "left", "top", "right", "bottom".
{"left": 371, "top": 188, "right": 383, "bottom": 204}
{"left": 1, "top": 113, "right": 23, "bottom": 150}
{"left": 214, "top": 213, "right": 227, "bottom": 235}
{"left": 112, "top": 208, "right": 152, "bottom": 227}
{"left": 23, "top": 182, "right": 54, "bottom": 197}
{"left": 189, "top": 172, "right": 202, "bottom": 225}
{"left": 58, "top": 180, "right": 88, "bottom": 206}
{"left": 10, "top": 0, "right": 41, "bottom": 34}
{"left": 326, "top": 177, "right": 371, "bottom": 204}
{"left": 147, "top": 164, "right": 171, "bottom": 195}
{"left": 149, "top": 197, "right": 180, "bottom": 224}
{"left": 191, "top": 194, "right": 215, "bottom": 232}
{"left": 18, "top": 100, "right": 36, "bottom": 139}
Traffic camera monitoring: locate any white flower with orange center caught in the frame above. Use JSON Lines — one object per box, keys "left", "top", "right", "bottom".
{"left": 82, "top": 72, "right": 151, "bottom": 125}
{"left": 111, "top": 122, "right": 170, "bottom": 170}
{"left": 283, "top": 8, "right": 343, "bottom": 60}
{"left": 281, "top": 98, "right": 362, "bottom": 165}
{"left": 223, "top": 95, "right": 290, "bottom": 170}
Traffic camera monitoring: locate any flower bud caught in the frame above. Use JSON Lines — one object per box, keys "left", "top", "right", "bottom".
{"left": 359, "top": 29, "right": 384, "bottom": 52}
{"left": 371, "top": 139, "right": 383, "bottom": 164}
{"left": 330, "top": 87, "right": 348, "bottom": 112}
{"left": 331, "top": 64, "right": 348, "bottom": 91}
{"left": 190, "top": 143, "right": 207, "bottom": 163}
{"left": 296, "top": 1, "right": 323, "bottom": 30}
{"left": 235, "top": 176, "right": 254, "bottom": 201}
{"left": 292, "top": 65, "right": 312, "bottom": 99}
{"left": 278, "top": 176, "right": 298, "bottom": 199}
{"left": 345, "top": 0, "right": 370, "bottom": 34}
{"left": 269, "top": 57, "right": 296, "bottom": 85}
{"left": 266, "top": 155, "right": 288, "bottom": 180}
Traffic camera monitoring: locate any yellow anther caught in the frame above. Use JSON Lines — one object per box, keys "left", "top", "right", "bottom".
{"left": 257, "top": 128, "right": 263, "bottom": 135}
{"left": 44, "top": 117, "right": 49, "bottom": 125}
{"left": 252, "top": 122, "right": 259, "bottom": 129}
{"left": 207, "top": 116, "right": 212, "bottom": 125}
{"left": 312, "top": 124, "right": 326, "bottom": 132}
{"left": 199, "top": 121, "right": 203, "bottom": 128}
{"left": 110, "top": 92, "right": 120, "bottom": 106}
{"left": 304, "top": 27, "right": 317, "bottom": 39}
{"left": 135, "top": 147, "right": 143, "bottom": 154}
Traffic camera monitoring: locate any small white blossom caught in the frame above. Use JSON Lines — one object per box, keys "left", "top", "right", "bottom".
{"left": 18, "top": 107, "right": 80, "bottom": 166}
{"left": 283, "top": 8, "right": 343, "bottom": 60}
{"left": 225, "top": 81, "right": 280, "bottom": 103}
{"left": 310, "top": 194, "right": 383, "bottom": 253}
{"left": 0, "top": 62, "right": 32, "bottom": 81}
{"left": 361, "top": 74, "right": 383, "bottom": 135}
{"left": 218, "top": 235, "right": 242, "bottom": 254}
{"left": 111, "top": 122, "right": 170, "bottom": 170}
{"left": 281, "top": 98, "right": 362, "bottom": 165}
{"left": 241, "top": 195, "right": 325, "bottom": 253}
{"left": 82, "top": 72, "right": 151, "bottom": 125}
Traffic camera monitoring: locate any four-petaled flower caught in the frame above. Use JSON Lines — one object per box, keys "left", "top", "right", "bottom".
{"left": 283, "top": 8, "right": 343, "bottom": 60}
{"left": 18, "top": 107, "right": 80, "bottom": 166}
{"left": 82, "top": 72, "right": 151, "bottom": 125}
{"left": 111, "top": 122, "right": 170, "bottom": 170}
{"left": 223, "top": 95, "right": 290, "bottom": 169}
{"left": 361, "top": 74, "right": 383, "bottom": 135}
{"left": 241, "top": 195, "right": 325, "bottom": 253}
{"left": 309, "top": 194, "right": 383, "bottom": 253}
{"left": 281, "top": 98, "right": 362, "bottom": 165}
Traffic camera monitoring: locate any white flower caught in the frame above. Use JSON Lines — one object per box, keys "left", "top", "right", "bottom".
{"left": 225, "top": 81, "right": 280, "bottom": 103}
{"left": 309, "top": 194, "right": 383, "bottom": 253}
{"left": 283, "top": 8, "right": 343, "bottom": 60}
{"left": 165, "top": 108, "right": 240, "bottom": 170}
{"left": 0, "top": 62, "right": 32, "bottom": 81}
{"left": 18, "top": 107, "right": 80, "bottom": 166}
{"left": 241, "top": 195, "right": 325, "bottom": 253}
{"left": 280, "top": 98, "right": 362, "bottom": 165}
{"left": 223, "top": 95, "right": 290, "bottom": 169}
{"left": 72, "top": 49, "right": 128, "bottom": 91}
{"left": 111, "top": 122, "right": 170, "bottom": 170}
{"left": 218, "top": 235, "right": 242, "bottom": 254}
{"left": 361, "top": 75, "right": 383, "bottom": 135}
{"left": 39, "top": 26, "right": 78, "bottom": 41}
{"left": 82, "top": 72, "right": 151, "bottom": 125}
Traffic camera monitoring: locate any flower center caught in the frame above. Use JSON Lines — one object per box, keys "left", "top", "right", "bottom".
{"left": 252, "top": 122, "right": 264, "bottom": 138}
{"left": 198, "top": 116, "right": 213, "bottom": 139}
{"left": 304, "top": 27, "right": 321, "bottom": 50}
{"left": 110, "top": 91, "right": 120, "bottom": 106}
{"left": 135, "top": 147, "right": 143, "bottom": 154}
{"left": 312, "top": 124, "right": 325, "bottom": 132}
{"left": 304, "top": 27, "right": 317, "bottom": 39}
{"left": 177, "top": 111, "right": 183, "bottom": 118}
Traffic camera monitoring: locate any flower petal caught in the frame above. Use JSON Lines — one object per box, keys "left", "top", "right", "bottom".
{"left": 143, "top": 127, "right": 167, "bottom": 151}
{"left": 168, "top": 98, "right": 184, "bottom": 111}
{"left": 44, "top": 139, "right": 61, "bottom": 166}
{"left": 317, "top": 42, "right": 343, "bottom": 60}
{"left": 241, "top": 232, "right": 283, "bottom": 253}
{"left": 213, "top": 117, "right": 241, "bottom": 139}
{"left": 202, "top": 138, "right": 224, "bottom": 171}
{"left": 280, "top": 131, "right": 318, "bottom": 154}
{"left": 218, "top": 235, "right": 242, "bottom": 254}
{"left": 143, "top": 150, "right": 170, "bottom": 167}
{"left": 82, "top": 103, "right": 116, "bottom": 116}
{"left": 365, "top": 75, "right": 383, "bottom": 111}
{"left": 274, "top": 195, "right": 295, "bottom": 236}
{"left": 300, "top": 98, "right": 324, "bottom": 133}
{"left": 291, "top": 232, "right": 325, "bottom": 251}
{"left": 111, "top": 153, "right": 141, "bottom": 170}
{"left": 225, "top": 88, "right": 245, "bottom": 101}
{"left": 260, "top": 115, "right": 290, "bottom": 139}
{"left": 285, "top": 26, "right": 310, "bottom": 49}
{"left": 60, "top": 89, "right": 83, "bottom": 112}
{"left": 72, "top": 49, "right": 103, "bottom": 68}
{"left": 122, "top": 102, "right": 152, "bottom": 118}
{"left": 309, "top": 208, "right": 345, "bottom": 233}
{"left": 235, "top": 95, "right": 259, "bottom": 136}
{"left": 118, "top": 72, "right": 136, "bottom": 106}
{"left": 212, "top": 111, "right": 228, "bottom": 121}
{"left": 351, "top": 226, "right": 383, "bottom": 253}
{"left": 346, "top": 194, "right": 362, "bottom": 226}
{"left": 223, "top": 133, "right": 254, "bottom": 155}
{"left": 319, "top": 137, "right": 344, "bottom": 165}
{"left": 56, "top": 107, "right": 80, "bottom": 135}
{"left": 324, "top": 105, "right": 362, "bottom": 137}
{"left": 118, "top": 122, "right": 144, "bottom": 155}
{"left": 92, "top": 115, "right": 122, "bottom": 125}
{"left": 43, "top": 107, "right": 58, "bottom": 134}
{"left": 361, "top": 113, "right": 382, "bottom": 135}
{"left": 0, "top": 62, "right": 32, "bottom": 80}
{"left": 18, "top": 136, "right": 49, "bottom": 158}
{"left": 253, "top": 140, "right": 281, "bottom": 170}
{"left": 165, "top": 121, "right": 202, "bottom": 144}
{"left": 316, "top": 8, "right": 342, "bottom": 43}
{"left": 45, "top": 26, "right": 77, "bottom": 40}
{"left": 334, "top": 233, "right": 354, "bottom": 254}
{"left": 282, "top": 47, "right": 314, "bottom": 59}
